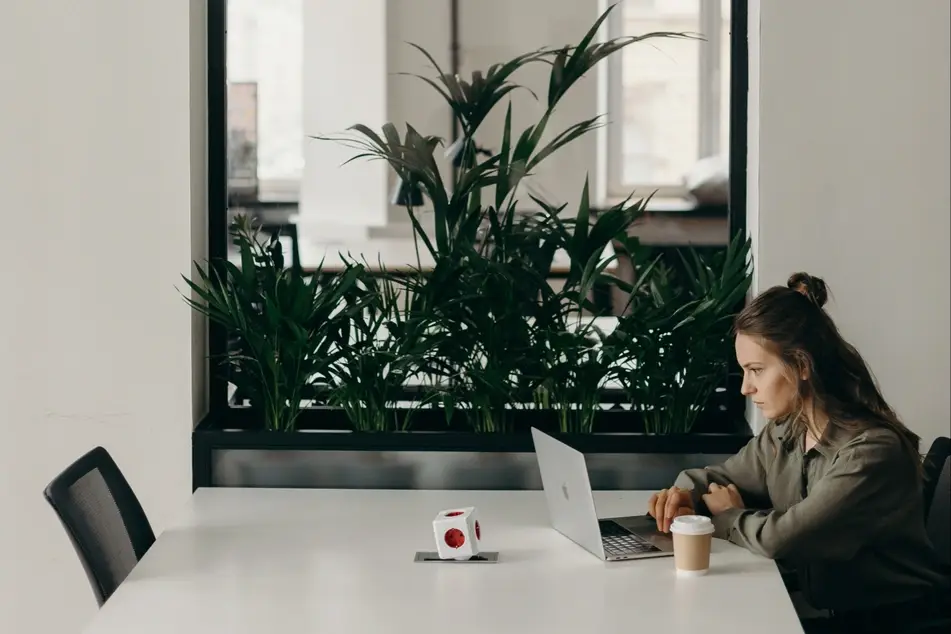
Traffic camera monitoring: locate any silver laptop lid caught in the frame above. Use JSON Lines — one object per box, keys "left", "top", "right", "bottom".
{"left": 530, "top": 427, "right": 605, "bottom": 559}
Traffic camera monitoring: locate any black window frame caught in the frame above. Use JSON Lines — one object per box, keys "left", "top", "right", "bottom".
{"left": 202, "top": 0, "right": 749, "bottom": 422}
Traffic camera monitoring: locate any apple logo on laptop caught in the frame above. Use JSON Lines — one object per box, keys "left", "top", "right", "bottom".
{"left": 561, "top": 482, "right": 570, "bottom": 501}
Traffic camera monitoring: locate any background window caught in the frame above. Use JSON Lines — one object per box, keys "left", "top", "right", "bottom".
{"left": 227, "top": 0, "right": 303, "bottom": 200}
{"left": 607, "top": 0, "right": 731, "bottom": 200}
{"left": 225, "top": 0, "right": 736, "bottom": 212}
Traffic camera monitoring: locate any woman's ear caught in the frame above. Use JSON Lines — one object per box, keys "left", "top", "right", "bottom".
{"left": 791, "top": 350, "right": 811, "bottom": 381}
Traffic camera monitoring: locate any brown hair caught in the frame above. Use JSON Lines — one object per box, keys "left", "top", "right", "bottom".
{"left": 734, "top": 272, "right": 921, "bottom": 475}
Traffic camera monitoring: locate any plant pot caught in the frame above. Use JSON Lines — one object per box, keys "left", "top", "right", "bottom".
{"left": 193, "top": 409, "right": 752, "bottom": 491}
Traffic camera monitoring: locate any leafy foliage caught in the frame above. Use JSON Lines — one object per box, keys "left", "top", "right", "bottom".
{"left": 327, "top": 267, "right": 445, "bottom": 432}
{"left": 182, "top": 216, "right": 369, "bottom": 431}
{"left": 607, "top": 233, "right": 753, "bottom": 434}
{"left": 185, "top": 4, "right": 750, "bottom": 434}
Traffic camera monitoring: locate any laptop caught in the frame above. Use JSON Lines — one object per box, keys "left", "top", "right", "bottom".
{"left": 530, "top": 427, "right": 674, "bottom": 562}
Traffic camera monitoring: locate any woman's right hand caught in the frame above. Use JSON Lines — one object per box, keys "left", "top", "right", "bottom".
{"left": 647, "top": 487, "right": 695, "bottom": 533}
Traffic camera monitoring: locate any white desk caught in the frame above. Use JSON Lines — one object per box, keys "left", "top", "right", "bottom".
{"left": 84, "top": 489, "right": 803, "bottom": 634}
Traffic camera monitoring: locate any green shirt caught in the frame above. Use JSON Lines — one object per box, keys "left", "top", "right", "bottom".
{"left": 674, "top": 421, "right": 947, "bottom": 612}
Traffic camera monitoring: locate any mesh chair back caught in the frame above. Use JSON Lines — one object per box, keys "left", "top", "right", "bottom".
{"left": 924, "top": 436, "right": 951, "bottom": 520}
{"left": 926, "top": 456, "right": 950, "bottom": 571}
{"left": 43, "top": 446, "right": 155, "bottom": 606}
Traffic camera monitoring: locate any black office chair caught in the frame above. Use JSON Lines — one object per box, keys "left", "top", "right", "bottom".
{"left": 43, "top": 447, "right": 156, "bottom": 606}
{"left": 926, "top": 456, "right": 950, "bottom": 570}
{"left": 923, "top": 436, "right": 951, "bottom": 520}
{"left": 905, "top": 455, "right": 951, "bottom": 634}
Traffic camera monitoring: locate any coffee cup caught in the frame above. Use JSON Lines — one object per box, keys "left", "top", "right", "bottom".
{"left": 670, "top": 515, "right": 715, "bottom": 577}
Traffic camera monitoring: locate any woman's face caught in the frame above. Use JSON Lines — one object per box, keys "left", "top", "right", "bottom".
{"left": 735, "top": 333, "right": 799, "bottom": 420}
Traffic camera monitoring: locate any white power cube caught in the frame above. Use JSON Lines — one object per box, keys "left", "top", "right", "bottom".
{"left": 432, "top": 507, "right": 482, "bottom": 560}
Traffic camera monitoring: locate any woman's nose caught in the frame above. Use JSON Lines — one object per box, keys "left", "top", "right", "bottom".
{"left": 740, "top": 377, "right": 755, "bottom": 396}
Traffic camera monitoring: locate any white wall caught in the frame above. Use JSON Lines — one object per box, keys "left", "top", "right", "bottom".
{"left": 0, "top": 1, "right": 206, "bottom": 632}
{"left": 749, "top": 0, "right": 950, "bottom": 449}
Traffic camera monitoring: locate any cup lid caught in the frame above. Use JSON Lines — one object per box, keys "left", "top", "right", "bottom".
{"left": 670, "top": 515, "right": 715, "bottom": 536}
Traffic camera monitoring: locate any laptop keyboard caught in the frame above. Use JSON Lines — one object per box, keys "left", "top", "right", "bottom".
{"left": 599, "top": 520, "right": 661, "bottom": 556}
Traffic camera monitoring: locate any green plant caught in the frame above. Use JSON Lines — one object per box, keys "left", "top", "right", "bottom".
{"left": 532, "top": 325, "right": 607, "bottom": 434}
{"left": 328, "top": 264, "right": 445, "bottom": 431}
{"left": 186, "top": 4, "right": 752, "bottom": 435}
{"left": 181, "top": 216, "right": 369, "bottom": 431}
{"left": 521, "top": 185, "right": 660, "bottom": 433}
{"left": 314, "top": 4, "right": 700, "bottom": 431}
{"left": 386, "top": 252, "right": 539, "bottom": 432}
{"left": 607, "top": 233, "right": 753, "bottom": 434}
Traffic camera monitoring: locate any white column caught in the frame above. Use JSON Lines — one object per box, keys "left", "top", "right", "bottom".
{"left": 300, "top": 0, "right": 389, "bottom": 239}
{"left": 376, "top": 0, "right": 452, "bottom": 235}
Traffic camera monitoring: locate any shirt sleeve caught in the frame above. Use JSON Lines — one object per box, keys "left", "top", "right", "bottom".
{"left": 673, "top": 429, "right": 774, "bottom": 513}
{"left": 711, "top": 434, "right": 910, "bottom": 562}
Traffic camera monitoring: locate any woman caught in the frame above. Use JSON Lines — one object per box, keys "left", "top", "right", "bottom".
{"left": 648, "top": 272, "right": 948, "bottom": 633}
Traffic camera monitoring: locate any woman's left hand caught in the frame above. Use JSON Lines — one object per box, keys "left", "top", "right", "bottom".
{"left": 702, "top": 483, "right": 745, "bottom": 516}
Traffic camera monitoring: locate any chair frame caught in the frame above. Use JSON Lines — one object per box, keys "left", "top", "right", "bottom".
{"left": 43, "top": 446, "right": 155, "bottom": 606}
{"left": 923, "top": 436, "right": 951, "bottom": 520}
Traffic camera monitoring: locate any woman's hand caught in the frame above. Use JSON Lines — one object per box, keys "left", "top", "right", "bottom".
{"left": 702, "top": 483, "right": 745, "bottom": 516}
{"left": 647, "top": 487, "right": 695, "bottom": 533}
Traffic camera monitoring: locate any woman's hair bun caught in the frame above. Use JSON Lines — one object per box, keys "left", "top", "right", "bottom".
{"left": 787, "top": 272, "right": 828, "bottom": 308}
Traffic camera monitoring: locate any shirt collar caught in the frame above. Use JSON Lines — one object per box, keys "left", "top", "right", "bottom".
{"left": 771, "top": 418, "right": 858, "bottom": 459}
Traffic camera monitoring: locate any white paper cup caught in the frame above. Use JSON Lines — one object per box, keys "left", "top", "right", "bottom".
{"left": 670, "top": 515, "right": 715, "bottom": 577}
